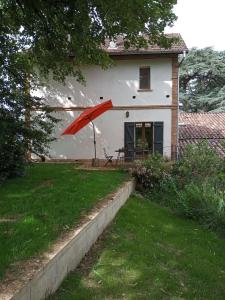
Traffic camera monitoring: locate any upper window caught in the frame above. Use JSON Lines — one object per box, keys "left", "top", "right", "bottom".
{"left": 139, "top": 67, "right": 151, "bottom": 90}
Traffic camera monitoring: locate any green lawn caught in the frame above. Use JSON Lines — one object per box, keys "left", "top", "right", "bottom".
{"left": 50, "top": 195, "right": 225, "bottom": 300}
{"left": 0, "top": 163, "right": 128, "bottom": 278}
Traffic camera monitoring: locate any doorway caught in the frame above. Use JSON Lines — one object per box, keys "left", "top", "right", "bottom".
{"left": 124, "top": 122, "right": 163, "bottom": 160}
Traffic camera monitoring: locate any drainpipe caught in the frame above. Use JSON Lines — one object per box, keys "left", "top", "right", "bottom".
{"left": 178, "top": 50, "right": 186, "bottom": 67}
{"left": 177, "top": 50, "right": 187, "bottom": 159}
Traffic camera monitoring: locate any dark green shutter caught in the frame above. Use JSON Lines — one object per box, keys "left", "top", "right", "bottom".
{"left": 124, "top": 122, "right": 135, "bottom": 161}
{"left": 153, "top": 122, "right": 163, "bottom": 155}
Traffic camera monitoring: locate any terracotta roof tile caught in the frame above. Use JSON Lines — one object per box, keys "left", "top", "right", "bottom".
{"left": 179, "top": 113, "right": 225, "bottom": 139}
{"left": 179, "top": 139, "right": 225, "bottom": 158}
{"left": 103, "top": 33, "right": 188, "bottom": 55}
{"left": 178, "top": 113, "right": 225, "bottom": 157}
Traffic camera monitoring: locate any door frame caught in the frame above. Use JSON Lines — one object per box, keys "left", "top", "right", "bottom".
{"left": 124, "top": 121, "right": 164, "bottom": 160}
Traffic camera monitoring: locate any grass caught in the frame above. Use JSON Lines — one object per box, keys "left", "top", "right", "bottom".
{"left": 0, "top": 163, "right": 128, "bottom": 279}
{"left": 50, "top": 195, "right": 225, "bottom": 300}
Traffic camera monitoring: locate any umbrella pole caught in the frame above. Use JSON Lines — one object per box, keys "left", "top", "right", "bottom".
{"left": 90, "top": 120, "right": 97, "bottom": 160}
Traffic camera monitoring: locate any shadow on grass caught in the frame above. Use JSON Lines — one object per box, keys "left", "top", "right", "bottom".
{"left": 49, "top": 196, "right": 225, "bottom": 300}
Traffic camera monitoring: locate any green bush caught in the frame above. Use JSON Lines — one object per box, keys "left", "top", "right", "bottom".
{"left": 174, "top": 142, "right": 222, "bottom": 186}
{"left": 151, "top": 178, "right": 225, "bottom": 235}
{"left": 0, "top": 38, "right": 58, "bottom": 183}
{"left": 132, "top": 153, "right": 172, "bottom": 191}
{"left": 142, "top": 142, "right": 225, "bottom": 235}
{"left": 176, "top": 183, "right": 225, "bottom": 232}
{"left": 0, "top": 111, "right": 27, "bottom": 183}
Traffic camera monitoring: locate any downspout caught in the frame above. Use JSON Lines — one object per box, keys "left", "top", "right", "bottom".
{"left": 177, "top": 50, "right": 186, "bottom": 159}
{"left": 178, "top": 50, "right": 186, "bottom": 68}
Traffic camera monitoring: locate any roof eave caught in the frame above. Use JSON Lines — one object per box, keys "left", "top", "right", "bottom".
{"left": 108, "top": 50, "right": 187, "bottom": 56}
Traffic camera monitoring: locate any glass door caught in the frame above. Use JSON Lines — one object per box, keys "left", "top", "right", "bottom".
{"left": 135, "top": 122, "right": 153, "bottom": 159}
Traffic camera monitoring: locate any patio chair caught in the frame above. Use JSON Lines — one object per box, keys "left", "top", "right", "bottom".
{"left": 103, "top": 148, "right": 113, "bottom": 166}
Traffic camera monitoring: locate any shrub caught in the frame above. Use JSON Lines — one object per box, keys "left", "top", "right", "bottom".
{"left": 0, "top": 41, "right": 58, "bottom": 183}
{"left": 174, "top": 141, "right": 222, "bottom": 187}
{"left": 0, "top": 111, "right": 27, "bottom": 183}
{"left": 175, "top": 182, "right": 225, "bottom": 233}
{"left": 144, "top": 142, "right": 225, "bottom": 235}
{"left": 151, "top": 179, "right": 225, "bottom": 234}
{"left": 132, "top": 153, "right": 172, "bottom": 191}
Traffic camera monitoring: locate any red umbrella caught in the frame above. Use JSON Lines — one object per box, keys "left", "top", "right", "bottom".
{"left": 62, "top": 100, "right": 113, "bottom": 159}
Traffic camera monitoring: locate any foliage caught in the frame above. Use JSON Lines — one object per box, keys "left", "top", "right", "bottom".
{"left": 145, "top": 142, "right": 225, "bottom": 235}
{"left": 0, "top": 15, "right": 58, "bottom": 181}
{"left": 132, "top": 142, "right": 225, "bottom": 234}
{"left": 180, "top": 47, "right": 225, "bottom": 112}
{"left": 0, "top": 0, "right": 177, "bottom": 181}
{"left": 0, "top": 163, "right": 127, "bottom": 278}
{"left": 1, "top": 0, "right": 177, "bottom": 80}
{"left": 0, "top": 109, "right": 26, "bottom": 182}
{"left": 132, "top": 153, "right": 171, "bottom": 190}
{"left": 156, "top": 176, "right": 225, "bottom": 229}
{"left": 174, "top": 141, "right": 222, "bottom": 186}
{"left": 176, "top": 183, "right": 225, "bottom": 229}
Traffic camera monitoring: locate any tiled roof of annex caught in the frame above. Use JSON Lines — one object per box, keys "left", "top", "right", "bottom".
{"left": 179, "top": 113, "right": 225, "bottom": 157}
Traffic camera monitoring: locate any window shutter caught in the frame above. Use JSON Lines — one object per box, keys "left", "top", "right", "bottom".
{"left": 124, "top": 123, "right": 135, "bottom": 161}
{"left": 153, "top": 122, "right": 164, "bottom": 155}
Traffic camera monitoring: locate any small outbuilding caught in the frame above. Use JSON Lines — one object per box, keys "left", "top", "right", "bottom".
{"left": 179, "top": 113, "right": 225, "bottom": 158}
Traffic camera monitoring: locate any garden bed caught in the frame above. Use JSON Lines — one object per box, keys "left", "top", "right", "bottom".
{"left": 50, "top": 195, "right": 225, "bottom": 299}
{"left": 0, "top": 163, "right": 128, "bottom": 279}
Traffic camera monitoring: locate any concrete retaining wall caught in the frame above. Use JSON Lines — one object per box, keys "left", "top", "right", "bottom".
{"left": 3, "top": 180, "right": 134, "bottom": 300}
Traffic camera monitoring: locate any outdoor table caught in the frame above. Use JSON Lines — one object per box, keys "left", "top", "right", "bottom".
{"left": 115, "top": 148, "right": 151, "bottom": 163}
{"left": 115, "top": 148, "right": 125, "bottom": 164}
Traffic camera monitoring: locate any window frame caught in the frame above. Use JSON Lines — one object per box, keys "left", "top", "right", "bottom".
{"left": 138, "top": 66, "right": 151, "bottom": 91}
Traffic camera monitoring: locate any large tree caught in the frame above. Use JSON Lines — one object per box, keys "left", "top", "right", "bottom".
{"left": 180, "top": 47, "right": 225, "bottom": 112}
{"left": 0, "top": 0, "right": 177, "bottom": 181}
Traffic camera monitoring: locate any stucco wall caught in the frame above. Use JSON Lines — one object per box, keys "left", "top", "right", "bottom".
{"left": 48, "top": 109, "right": 172, "bottom": 159}
{"left": 34, "top": 58, "right": 174, "bottom": 159}
{"left": 36, "top": 58, "right": 172, "bottom": 107}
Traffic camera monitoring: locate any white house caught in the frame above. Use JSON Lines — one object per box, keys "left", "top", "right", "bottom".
{"left": 36, "top": 33, "right": 188, "bottom": 162}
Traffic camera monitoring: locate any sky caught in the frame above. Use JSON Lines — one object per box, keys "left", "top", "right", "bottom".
{"left": 166, "top": 0, "right": 225, "bottom": 50}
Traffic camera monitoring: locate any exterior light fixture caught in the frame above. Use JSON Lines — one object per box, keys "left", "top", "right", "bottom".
{"left": 126, "top": 111, "right": 129, "bottom": 118}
